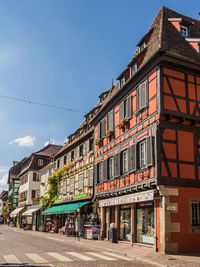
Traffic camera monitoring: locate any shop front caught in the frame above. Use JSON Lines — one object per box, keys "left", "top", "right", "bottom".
{"left": 21, "top": 206, "right": 40, "bottom": 230}
{"left": 10, "top": 207, "right": 25, "bottom": 227}
{"left": 99, "top": 190, "right": 156, "bottom": 247}
{"left": 42, "top": 200, "right": 100, "bottom": 238}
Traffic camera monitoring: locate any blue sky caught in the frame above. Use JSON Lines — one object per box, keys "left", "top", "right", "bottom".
{"left": 0, "top": 0, "right": 200, "bottom": 192}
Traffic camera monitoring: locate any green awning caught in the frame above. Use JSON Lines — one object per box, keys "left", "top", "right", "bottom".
{"left": 42, "top": 201, "right": 89, "bottom": 215}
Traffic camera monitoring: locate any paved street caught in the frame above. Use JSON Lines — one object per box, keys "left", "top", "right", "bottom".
{"left": 0, "top": 225, "right": 156, "bottom": 267}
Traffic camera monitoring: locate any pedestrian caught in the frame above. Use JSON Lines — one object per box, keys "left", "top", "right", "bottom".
{"left": 22, "top": 217, "right": 27, "bottom": 230}
{"left": 64, "top": 217, "right": 69, "bottom": 237}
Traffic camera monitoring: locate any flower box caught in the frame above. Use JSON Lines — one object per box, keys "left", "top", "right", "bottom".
{"left": 106, "top": 130, "right": 114, "bottom": 138}
{"left": 119, "top": 118, "right": 128, "bottom": 129}
{"left": 95, "top": 138, "right": 103, "bottom": 145}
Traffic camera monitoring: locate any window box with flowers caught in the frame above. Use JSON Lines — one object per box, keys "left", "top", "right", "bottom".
{"left": 119, "top": 118, "right": 129, "bottom": 129}
{"left": 95, "top": 138, "right": 103, "bottom": 145}
{"left": 106, "top": 130, "right": 114, "bottom": 138}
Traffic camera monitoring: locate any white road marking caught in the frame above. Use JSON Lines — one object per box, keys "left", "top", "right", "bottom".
{"left": 47, "top": 236, "right": 64, "bottom": 242}
{"left": 66, "top": 251, "right": 96, "bottom": 261}
{"left": 25, "top": 253, "right": 49, "bottom": 264}
{"left": 103, "top": 252, "right": 133, "bottom": 260}
{"left": 47, "top": 252, "right": 73, "bottom": 262}
{"left": 3, "top": 254, "right": 21, "bottom": 264}
{"left": 86, "top": 251, "right": 117, "bottom": 261}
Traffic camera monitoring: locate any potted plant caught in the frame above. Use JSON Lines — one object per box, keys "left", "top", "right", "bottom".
{"left": 95, "top": 138, "right": 102, "bottom": 145}
{"left": 106, "top": 130, "right": 114, "bottom": 138}
{"left": 119, "top": 118, "right": 128, "bottom": 128}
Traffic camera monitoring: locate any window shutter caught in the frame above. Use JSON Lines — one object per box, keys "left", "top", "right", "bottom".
{"left": 88, "top": 169, "right": 93, "bottom": 187}
{"left": 94, "top": 164, "right": 98, "bottom": 184}
{"left": 101, "top": 119, "right": 105, "bottom": 138}
{"left": 78, "top": 174, "right": 84, "bottom": 190}
{"left": 103, "top": 159, "right": 108, "bottom": 182}
{"left": 108, "top": 110, "right": 114, "bottom": 131}
{"left": 132, "top": 144, "right": 137, "bottom": 171}
{"left": 145, "top": 80, "right": 149, "bottom": 107}
{"left": 136, "top": 88, "right": 139, "bottom": 111}
{"left": 86, "top": 140, "right": 90, "bottom": 152}
{"left": 114, "top": 153, "right": 120, "bottom": 178}
{"left": 126, "top": 95, "right": 132, "bottom": 119}
{"left": 77, "top": 146, "right": 79, "bottom": 159}
{"left": 63, "top": 181, "right": 67, "bottom": 195}
{"left": 120, "top": 102, "right": 124, "bottom": 122}
{"left": 139, "top": 81, "right": 147, "bottom": 109}
{"left": 146, "top": 136, "right": 153, "bottom": 167}
{"left": 97, "top": 123, "right": 100, "bottom": 139}
{"left": 70, "top": 178, "right": 74, "bottom": 193}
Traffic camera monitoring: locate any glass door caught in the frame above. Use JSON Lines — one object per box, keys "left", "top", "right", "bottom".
{"left": 120, "top": 208, "right": 131, "bottom": 241}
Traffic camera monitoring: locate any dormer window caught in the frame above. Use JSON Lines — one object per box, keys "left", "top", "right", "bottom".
{"left": 180, "top": 25, "right": 188, "bottom": 37}
{"left": 131, "top": 64, "right": 137, "bottom": 76}
{"left": 38, "top": 159, "right": 43, "bottom": 166}
{"left": 120, "top": 77, "right": 125, "bottom": 88}
{"left": 140, "top": 41, "right": 146, "bottom": 52}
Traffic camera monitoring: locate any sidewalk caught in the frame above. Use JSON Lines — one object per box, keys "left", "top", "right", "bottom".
{"left": 7, "top": 226, "right": 200, "bottom": 267}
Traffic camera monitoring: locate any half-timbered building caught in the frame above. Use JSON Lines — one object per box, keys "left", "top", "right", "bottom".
{"left": 91, "top": 7, "right": 200, "bottom": 254}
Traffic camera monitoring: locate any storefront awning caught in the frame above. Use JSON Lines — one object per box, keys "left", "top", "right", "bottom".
{"left": 42, "top": 201, "right": 89, "bottom": 215}
{"left": 10, "top": 207, "right": 24, "bottom": 218}
{"left": 22, "top": 207, "right": 39, "bottom": 216}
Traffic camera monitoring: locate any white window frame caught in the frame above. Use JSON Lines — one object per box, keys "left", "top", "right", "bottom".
{"left": 139, "top": 140, "right": 146, "bottom": 168}
{"left": 38, "top": 159, "right": 44, "bottom": 166}
{"left": 131, "top": 64, "right": 137, "bottom": 76}
{"left": 180, "top": 25, "right": 188, "bottom": 37}
{"left": 120, "top": 77, "right": 126, "bottom": 88}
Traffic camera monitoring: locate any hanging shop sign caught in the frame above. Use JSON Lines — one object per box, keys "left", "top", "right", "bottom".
{"left": 99, "top": 190, "right": 154, "bottom": 207}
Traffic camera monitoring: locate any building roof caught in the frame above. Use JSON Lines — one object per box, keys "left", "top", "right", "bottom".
{"left": 91, "top": 7, "right": 200, "bottom": 124}
{"left": 8, "top": 157, "right": 28, "bottom": 183}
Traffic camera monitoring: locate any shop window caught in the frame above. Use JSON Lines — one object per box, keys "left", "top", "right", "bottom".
{"left": 120, "top": 150, "right": 128, "bottom": 175}
{"left": 97, "top": 162, "right": 103, "bottom": 183}
{"left": 120, "top": 205, "right": 131, "bottom": 241}
{"left": 137, "top": 202, "right": 154, "bottom": 245}
{"left": 190, "top": 201, "right": 200, "bottom": 232}
{"left": 38, "top": 159, "right": 43, "bottom": 166}
{"left": 108, "top": 157, "right": 114, "bottom": 179}
{"left": 119, "top": 95, "right": 132, "bottom": 122}
{"left": 88, "top": 169, "right": 93, "bottom": 187}
{"left": 107, "top": 110, "right": 114, "bottom": 132}
{"left": 180, "top": 25, "right": 188, "bottom": 37}
{"left": 137, "top": 80, "right": 148, "bottom": 111}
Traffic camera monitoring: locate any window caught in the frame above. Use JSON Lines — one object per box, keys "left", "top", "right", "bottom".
{"left": 137, "top": 80, "right": 148, "bottom": 111}
{"left": 107, "top": 110, "right": 114, "bottom": 132}
{"left": 140, "top": 41, "right": 146, "bottom": 52}
{"left": 108, "top": 157, "right": 114, "bottom": 179}
{"left": 139, "top": 141, "right": 146, "bottom": 168}
{"left": 57, "top": 159, "right": 60, "bottom": 169}
{"left": 79, "top": 144, "right": 83, "bottom": 157}
{"left": 120, "top": 77, "right": 126, "bottom": 88}
{"left": 88, "top": 169, "right": 93, "bottom": 187}
{"left": 191, "top": 201, "right": 200, "bottom": 232}
{"left": 121, "top": 150, "right": 128, "bottom": 175}
{"left": 70, "top": 178, "right": 75, "bottom": 193}
{"left": 131, "top": 64, "right": 137, "bottom": 76}
{"left": 98, "top": 162, "right": 103, "bottom": 183}
{"left": 78, "top": 173, "right": 84, "bottom": 190}
{"left": 71, "top": 150, "right": 74, "bottom": 161}
{"left": 119, "top": 95, "right": 132, "bottom": 122}
{"left": 89, "top": 138, "right": 93, "bottom": 151}
{"left": 97, "top": 119, "right": 105, "bottom": 140}
{"left": 38, "top": 159, "right": 43, "bottom": 166}
{"left": 63, "top": 155, "right": 67, "bottom": 165}
{"left": 33, "top": 172, "right": 40, "bottom": 182}
{"left": 180, "top": 25, "right": 188, "bottom": 37}
{"left": 32, "top": 190, "right": 36, "bottom": 199}
{"left": 63, "top": 180, "right": 67, "bottom": 195}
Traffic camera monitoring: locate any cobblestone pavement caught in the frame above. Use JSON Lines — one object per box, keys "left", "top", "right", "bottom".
{"left": 0, "top": 225, "right": 200, "bottom": 267}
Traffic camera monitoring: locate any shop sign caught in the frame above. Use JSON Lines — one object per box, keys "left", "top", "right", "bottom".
{"left": 73, "top": 193, "right": 87, "bottom": 200}
{"left": 99, "top": 190, "right": 154, "bottom": 207}
{"left": 137, "top": 201, "right": 154, "bottom": 208}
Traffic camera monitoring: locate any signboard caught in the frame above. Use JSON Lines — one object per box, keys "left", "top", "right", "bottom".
{"left": 99, "top": 190, "right": 154, "bottom": 207}
{"left": 73, "top": 193, "right": 87, "bottom": 200}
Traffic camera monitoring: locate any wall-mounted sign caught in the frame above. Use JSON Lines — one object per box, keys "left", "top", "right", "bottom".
{"left": 73, "top": 193, "right": 87, "bottom": 200}
{"left": 99, "top": 190, "right": 154, "bottom": 207}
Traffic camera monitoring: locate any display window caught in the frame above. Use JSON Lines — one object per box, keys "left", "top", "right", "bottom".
{"left": 120, "top": 205, "right": 131, "bottom": 241}
{"left": 136, "top": 201, "right": 154, "bottom": 245}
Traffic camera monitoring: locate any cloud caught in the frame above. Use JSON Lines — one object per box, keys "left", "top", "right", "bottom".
{"left": 10, "top": 135, "right": 36, "bottom": 147}
{"left": 0, "top": 168, "right": 8, "bottom": 192}
{"left": 44, "top": 138, "right": 56, "bottom": 147}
